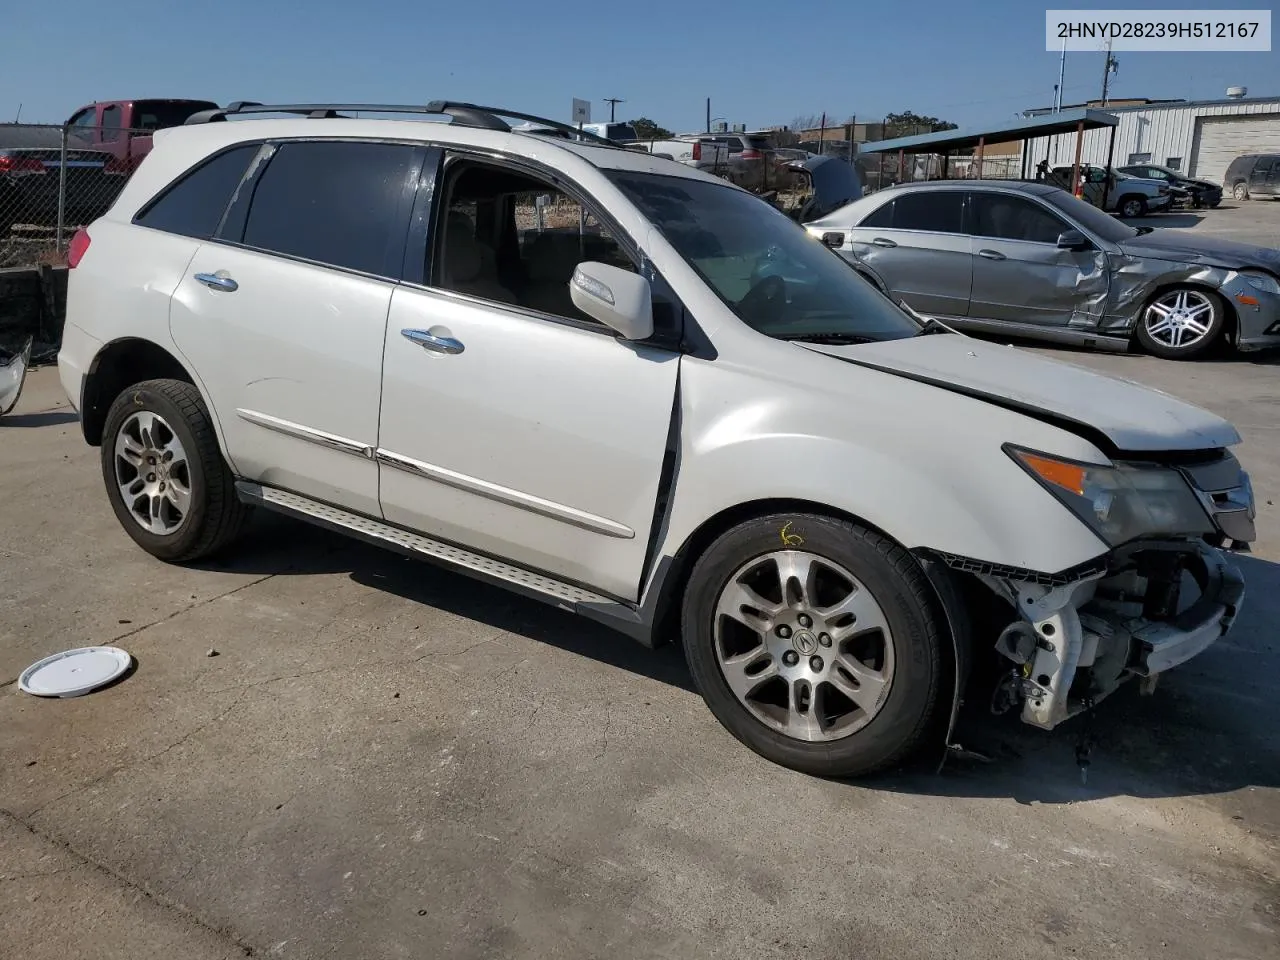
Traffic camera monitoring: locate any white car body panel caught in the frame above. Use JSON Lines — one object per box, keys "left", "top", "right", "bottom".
{"left": 170, "top": 244, "right": 389, "bottom": 517}
{"left": 379, "top": 285, "right": 678, "bottom": 600}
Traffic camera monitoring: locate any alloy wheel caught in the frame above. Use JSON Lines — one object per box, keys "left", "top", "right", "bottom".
{"left": 713, "top": 550, "right": 895, "bottom": 742}
{"left": 113, "top": 411, "right": 193, "bottom": 535}
{"left": 1142, "top": 289, "right": 1216, "bottom": 351}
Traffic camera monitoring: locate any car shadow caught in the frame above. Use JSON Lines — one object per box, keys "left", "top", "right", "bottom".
{"left": 1, "top": 410, "right": 81, "bottom": 428}
{"left": 191, "top": 511, "right": 695, "bottom": 692}
{"left": 206, "top": 512, "right": 1279, "bottom": 803}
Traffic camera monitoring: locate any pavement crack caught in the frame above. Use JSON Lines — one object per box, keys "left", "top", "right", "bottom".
{"left": 0, "top": 808, "right": 256, "bottom": 956}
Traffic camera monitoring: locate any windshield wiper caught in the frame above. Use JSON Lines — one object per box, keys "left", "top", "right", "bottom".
{"left": 896, "top": 299, "right": 954, "bottom": 336}
{"left": 780, "top": 333, "right": 877, "bottom": 345}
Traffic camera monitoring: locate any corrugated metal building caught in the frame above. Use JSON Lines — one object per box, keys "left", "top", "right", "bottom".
{"left": 1020, "top": 95, "right": 1280, "bottom": 186}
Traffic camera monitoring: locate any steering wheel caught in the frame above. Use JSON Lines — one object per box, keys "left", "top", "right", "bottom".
{"left": 736, "top": 274, "right": 787, "bottom": 325}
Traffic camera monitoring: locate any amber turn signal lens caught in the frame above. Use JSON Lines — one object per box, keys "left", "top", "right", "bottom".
{"left": 1015, "top": 452, "right": 1087, "bottom": 496}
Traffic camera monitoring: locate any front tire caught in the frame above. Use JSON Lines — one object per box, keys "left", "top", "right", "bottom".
{"left": 1135, "top": 287, "right": 1225, "bottom": 360}
{"left": 681, "top": 513, "right": 945, "bottom": 777}
{"left": 100, "top": 378, "right": 249, "bottom": 562}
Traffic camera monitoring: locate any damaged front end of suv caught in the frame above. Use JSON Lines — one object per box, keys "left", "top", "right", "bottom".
{"left": 960, "top": 446, "right": 1253, "bottom": 730}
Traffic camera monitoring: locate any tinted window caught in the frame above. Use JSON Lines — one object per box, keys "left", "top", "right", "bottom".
{"left": 860, "top": 192, "right": 963, "bottom": 233}
{"left": 242, "top": 141, "right": 416, "bottom": 277}
{"left": 134, "top": 101, "right": 216, "bottom": 130}
{"left": 973, "top": 193, "right": 1070, "bottom": 245}
{"left": 101, "top": 105, "right": 122, "bottom": 142}
{"left": 135, "top": 144, "right": 258, "bottom": 238}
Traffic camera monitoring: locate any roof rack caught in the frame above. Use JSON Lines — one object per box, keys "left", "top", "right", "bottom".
{"left": 183, "top": 101, "right": 622, "bottom": 147}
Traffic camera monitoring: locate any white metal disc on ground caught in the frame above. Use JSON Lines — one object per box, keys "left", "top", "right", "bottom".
{"left": 18, "top": 647, "right": 133, "bottom": 698}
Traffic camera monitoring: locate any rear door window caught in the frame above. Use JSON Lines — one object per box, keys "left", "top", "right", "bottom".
{"left": 240, "top": 140, "right": 418, "bottom": 278}
{"left": 860, "top": 192, "right": 964, "bottom": 233}
{"left": 134, "top": 144, "right": 260, "bottom": 239}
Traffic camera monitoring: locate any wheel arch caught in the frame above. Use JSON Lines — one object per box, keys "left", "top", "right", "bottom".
{"left": 81, "top": 337, "right": 196, "bottom": 446}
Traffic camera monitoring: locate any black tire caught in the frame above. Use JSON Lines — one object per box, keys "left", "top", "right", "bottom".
{"left": 1119, "top": 195, "right": 1147, "bottom": 218}
{"left": 1232, "top": 181, "right": 1249, "bottom": 201}
{"left": 681, "top": 513, "right": 945, "bottom": 777}
{"left": 100, "top": 378, "right": 249, "bottom": 562}
{"left": 1134, "top": 287, "right": 1226, "bottom": 361}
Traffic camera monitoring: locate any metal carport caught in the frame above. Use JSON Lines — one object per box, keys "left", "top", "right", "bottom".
{"left": 857, "top": 108, "right": 1120, "bottom": 196}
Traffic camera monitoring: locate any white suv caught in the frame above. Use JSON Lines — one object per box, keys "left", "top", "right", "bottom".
{"left": 57, "top": 101, "right": 1255, "bottom": 777}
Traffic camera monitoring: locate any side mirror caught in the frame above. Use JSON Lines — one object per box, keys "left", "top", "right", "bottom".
{"left": 569, "top": 262, "right": 653, "bottom": 341}
{"left": 1056, "top": 229, "right": 1089, "bottom": 250}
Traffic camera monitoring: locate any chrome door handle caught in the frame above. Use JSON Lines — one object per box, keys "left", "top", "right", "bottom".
{"left": 194, "top": 272, "right": 238, "bottom": 292}
{"left": 870, "top": 237, "right": 898, "bottom": 248}
{"left": 401, "top": 329, "right": 465, "bottom": 355}
{"left": 977, "top": 249, "right": 1007, "bottom": 260}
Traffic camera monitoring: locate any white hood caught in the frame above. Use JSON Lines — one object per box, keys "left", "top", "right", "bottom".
{"left": 801, "top": 335, "right": 1240, "bottom": 453}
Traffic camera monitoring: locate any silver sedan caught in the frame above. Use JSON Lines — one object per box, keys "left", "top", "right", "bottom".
{"left": 805, "top": 180, "right": 1280, "bottom": 360}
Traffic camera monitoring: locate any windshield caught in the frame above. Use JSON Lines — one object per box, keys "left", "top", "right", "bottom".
{"left": 607, "top": 171, "right": 920, "bottom": 343}
{"left": 1041, "top": 189, "right": 1139, "bottom": 244}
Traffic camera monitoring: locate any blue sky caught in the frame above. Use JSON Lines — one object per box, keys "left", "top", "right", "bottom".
{"left": 1, "top": 0, "right": 1274, "bottom": 131}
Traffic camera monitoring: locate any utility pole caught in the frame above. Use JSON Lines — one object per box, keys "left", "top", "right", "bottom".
{"left": 1055, "top": 36, "right": 1066, "bottom": 111}
{"left": 603, "top": 98, "right": 624, "bottom": 122}
{"left": 1099, "top": 37, "right": 1119, "bottom": 106}
{"left": 705, "top": 98, "right": 711, "bottom": 133}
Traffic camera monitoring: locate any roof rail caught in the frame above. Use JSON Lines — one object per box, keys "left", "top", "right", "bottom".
{"left": 183, "top": 100, "right": 621, "bottom": 147}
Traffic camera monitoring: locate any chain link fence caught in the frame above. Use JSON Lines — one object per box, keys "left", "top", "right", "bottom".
{"left": 1, "top": 123, "right": 143, "bottom": 269}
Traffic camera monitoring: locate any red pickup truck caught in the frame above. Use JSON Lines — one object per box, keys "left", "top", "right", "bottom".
{"left": 64, "top": 99, "right": 219, "bottom": 172}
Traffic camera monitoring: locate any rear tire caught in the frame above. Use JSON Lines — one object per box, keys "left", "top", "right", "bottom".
{"left": 1233, "top": 182, "right": 1249, "bottom": 201}
{"left": 681, "top": 513, "right": 945, "bottom": 777}
{"left": 1119, "top": 195, "right": 1147, "bottom": 218}
{"left": 100, "top": 378, "right": 250, "bottom": 562}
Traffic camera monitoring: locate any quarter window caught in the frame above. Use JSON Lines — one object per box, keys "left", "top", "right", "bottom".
{"left": 241, "top": 140, "right": 417, "bottom": 278}
{"left": 858, "top": 192, "right": 964, "bottom": 234}
{"left": 134, "top": 144, "right": 259, "bottom": 239}
{"left": 972, "top": 193, "right": 1069, "bottom": 245}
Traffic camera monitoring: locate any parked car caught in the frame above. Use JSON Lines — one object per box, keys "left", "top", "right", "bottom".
{"left": 806, "top": 179, "right": 1280, "bottom": 360}
{"left": 1118, "top": 163, "right": 1223, "bottom": 208}
{"left": 58, "top": 101, "right": 1255, "bottom": 778}
{"left": 0, "top": 335, "right": 33, "bottom": 416}
{"left": 631, "top": 136, "right": 731, "bottom": 175}
{"left": 0, "top": 126, "right": 118, "bottom": 235}
{"left": 1047, "top": 164, "right": 1172, "bottom": 217}
{"left": 1223, "top": 154, "right": 1280, "bottom": 201}
{"left": 696, "top": 132, "right": 777, "bottom": 191}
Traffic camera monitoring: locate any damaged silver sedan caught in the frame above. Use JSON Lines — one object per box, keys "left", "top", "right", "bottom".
{"left": 807, "top": 180, "right": 1280, "bottom": 360}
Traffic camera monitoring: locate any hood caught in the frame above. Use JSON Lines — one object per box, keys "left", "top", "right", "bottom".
{"left": 0, "top": 125, "right": 97, "bottom": 152}
{"left": 1117, "top": 229, "right": 1280, "bottom": 272}
{"left": 787, "top": 155, "right": 863, "bottom": 221}
{"left": 800, "top": 334, "right": 1240, "bottom": 453}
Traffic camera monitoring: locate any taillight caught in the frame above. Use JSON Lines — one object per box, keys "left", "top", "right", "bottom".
{"left": 692, "top": 142, "right": 702, "bottom": 161}
{"left": 67, "top": 229, "right": 91, "bottom": 268}
{"left": 740, "top": 149, "right": 763, "bottom": 160}
{"left": 0, "top": 152, "right": 47, "bottom": 175}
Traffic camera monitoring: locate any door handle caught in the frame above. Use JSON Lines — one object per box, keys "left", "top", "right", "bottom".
{"left": 977, "top": 249, "right": 1007, "bottom": 260}
{"left": 194, "top": 272, "right": 238, "bottom": 292}
{"left": 870, "top": 237, "right": 898, "bottom": 248}
{"left": 401, "top": 329, "right": 465, "bottom": 355}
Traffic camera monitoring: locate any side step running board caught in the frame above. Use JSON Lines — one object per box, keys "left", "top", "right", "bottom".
{"left": 235, "top": 482, "right": 649, "bottom": 639}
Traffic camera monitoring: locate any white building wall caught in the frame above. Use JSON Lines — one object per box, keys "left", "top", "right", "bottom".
{"left": 1021, "top": 98, "right": 1280, "bottom": 181}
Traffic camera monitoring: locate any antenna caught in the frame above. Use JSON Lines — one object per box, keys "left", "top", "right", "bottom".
{"left": 14, "top": 103, "right": 21, "bottom": 123}
{"left": 603, "top": 97, "right": 625, "bottom": 122}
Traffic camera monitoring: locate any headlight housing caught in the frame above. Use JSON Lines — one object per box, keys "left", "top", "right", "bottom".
{"left": 1008, "top": 447, "right": 1213, "bottom": 546}
{"left": 1241, "top": 271, "right": 1280, "bottom": 295}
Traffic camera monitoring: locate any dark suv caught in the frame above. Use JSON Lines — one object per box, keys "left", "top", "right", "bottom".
{"left": 1223, "top": 154, "right": 1280, "bottom": 201}
{"left": 1118, "top": 164, "right": 1223, "bottom": 209}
